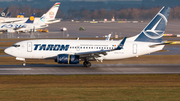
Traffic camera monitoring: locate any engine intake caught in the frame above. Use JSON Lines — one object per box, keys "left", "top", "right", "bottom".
{"left": 57, "top": 54, "right": 79, "bottom": 64}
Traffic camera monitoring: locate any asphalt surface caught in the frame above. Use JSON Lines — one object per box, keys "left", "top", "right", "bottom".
{"left": 1, "top": 20, "right": 180, "bottom": 39}
{"left": 0, "top": 64, "right": 180, "bottom": 75}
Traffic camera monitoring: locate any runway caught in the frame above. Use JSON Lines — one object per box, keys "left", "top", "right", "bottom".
{"left": 0, "top": 64, "right": 180, "bottom": 75}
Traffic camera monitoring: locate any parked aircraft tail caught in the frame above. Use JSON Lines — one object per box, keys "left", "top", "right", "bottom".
{"left": 25, "top": 13, "right": 35, "bottom": 23}
{"left": 5, "top": 12, "right": 11, "bottom": 18}
{"left": 134, "top": 6, "right": 171, "bottom": 43}
{"left": 0, "top": 7, "right": 8, "bottom": 17}
{"left": 17, "top": 13, "right": 25, "bottom": 18}
{"left": 45, "top": 2, "right": 60, "bottom": 20}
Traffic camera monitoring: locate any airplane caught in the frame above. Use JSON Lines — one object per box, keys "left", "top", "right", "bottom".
{"left": 0, "top": 2, "right": 61, "bottom": 24}
{"left": 0, "top": 13, "right": 48, "bottom": 33}
{"left": 4, "top": 6, "right": 171, "bottom": 67}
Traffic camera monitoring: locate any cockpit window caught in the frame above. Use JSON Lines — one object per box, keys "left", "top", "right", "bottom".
{"left": 12, "top": 45, "right": 20, "bottom": 47}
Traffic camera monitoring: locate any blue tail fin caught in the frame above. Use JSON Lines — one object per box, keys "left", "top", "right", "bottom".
{"left": 135, "top": 6, "right": 171, "bottom": 43}
{"left": 17, "top": 12, "right": 25, "bottom": 18}
{"left": 25, "top": 13, "right": 35, "bottom": 23}
{"left": 0, "top": 7, "right": 8, "bottom": 17}
{"left": 5, "top": 12, "right": 11, "bottom": 18}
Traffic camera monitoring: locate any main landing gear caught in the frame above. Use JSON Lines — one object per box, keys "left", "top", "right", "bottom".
{"left": 83, "top": 60, "right": 91, "bottom": 67}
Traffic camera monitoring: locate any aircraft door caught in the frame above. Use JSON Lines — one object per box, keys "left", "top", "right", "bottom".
{"left": 27, "top": 42, "right": 32, "bottom": 52}
{"left": 133, "top": 44, "right": 137, "bottom": 54}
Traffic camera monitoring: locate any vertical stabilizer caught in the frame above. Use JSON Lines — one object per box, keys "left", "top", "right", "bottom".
{"left": 5, "top": 12, "right": 11, "bottom": 18}
{"left": 17, "top": 13, "right": 25, "bottom": 18}
{"left": 0, "top": 7, "right": 8, "bottom": 17}
{"left": 45, "top": 2, "right": 60, "bottom": 20}
{"left": 135, "top": 7, "right": 171, "bottom": 43}
{"left": 25, "top": 13, "right": 35, "bottom": 23}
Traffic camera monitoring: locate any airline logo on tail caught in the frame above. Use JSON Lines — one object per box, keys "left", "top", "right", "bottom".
{"left": 30, "top": 16, "right": 35, "bottom": 21}
{"left": 135, "top": 7, "right": 171, "bottom": 43}
{"left": 143, "top": 13, "right": 167, "bottom": 39}
{"left": 49, "top": 11, "right": 54, "bottom": 18}
{"left": 25, "top": 13, "right": 35, "bottom": 23}
{"left": 1, "top": 12, "right": 5, "bottom": 16}
{"left": 17, "top": 13, "right": 25, "bottom": 18}
{"left": 48, "top": 2, "right": 60, "bottom": 19}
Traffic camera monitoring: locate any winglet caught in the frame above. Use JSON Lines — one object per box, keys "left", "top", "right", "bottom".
{"left": 105, "top": 34, "right": 111, "bottom": 41}
{"left": 25, "top": 13, "right": 35, "bottom": 23}
{"left": 114, "top": 37, "right": 127, "bottom": 50}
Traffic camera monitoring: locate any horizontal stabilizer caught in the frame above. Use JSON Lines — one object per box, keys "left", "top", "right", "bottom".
{"left": 149, "top": 41, "right": 171, "bottom": 48}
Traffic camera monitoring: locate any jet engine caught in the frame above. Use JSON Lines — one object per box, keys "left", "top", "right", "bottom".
{"left": 56, "top": 54, "right": 79, "bottom": 64}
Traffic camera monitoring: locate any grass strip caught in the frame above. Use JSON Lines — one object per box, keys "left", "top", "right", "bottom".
{"left": 0, "top": 75, "right": 180, "bottom": 100}
{"left": 0, "top": 55, "right": 179, "bottom": 65}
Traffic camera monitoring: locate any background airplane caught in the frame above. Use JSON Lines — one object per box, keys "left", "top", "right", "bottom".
{"left": 4, "top": 6, "right": 171, "bottom": 67}
{"left": 0, "top": 2, "right": 61, "bottom": 24}
{"left": 0, "top": 13, "right": 48, "bottom": 33}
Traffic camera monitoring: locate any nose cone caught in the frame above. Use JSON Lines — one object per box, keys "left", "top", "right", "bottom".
{"left": 4, "top": 47, "right": 11, "bottom": 55}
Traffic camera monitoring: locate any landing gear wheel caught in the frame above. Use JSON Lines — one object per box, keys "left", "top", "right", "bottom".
{"left": 23, "top": 62, "right": 26, "bottom": 67}
{"left": 83, "top": 61, "right": 91, "bottom": 67}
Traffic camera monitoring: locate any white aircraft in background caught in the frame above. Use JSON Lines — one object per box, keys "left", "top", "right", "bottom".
{"left": 4, "top": 6, "right": 171, "bottom": 67}
{"left": 0, "top": 13, "right": 48, "bottom": 33}
{"left": 0, "top": 2, "right": 61, "bottom": 24}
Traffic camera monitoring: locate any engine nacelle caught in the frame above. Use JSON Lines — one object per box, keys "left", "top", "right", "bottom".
{"left": 57, "top": 54, "right": 79, "bottom": 64}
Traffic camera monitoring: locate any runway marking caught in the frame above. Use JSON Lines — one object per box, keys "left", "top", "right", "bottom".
{"left": 0, "top": 68, "right": 31, "bottom": 70}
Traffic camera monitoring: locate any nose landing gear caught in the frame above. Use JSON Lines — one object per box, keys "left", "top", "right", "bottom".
{"left": 22, "top": 61, "right": 26, "bottom": 67}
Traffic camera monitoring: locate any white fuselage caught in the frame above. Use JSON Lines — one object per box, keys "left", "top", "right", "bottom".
{"left": 0, "top": 17, "right": 60, "bottom": 24}
{"left": 0, "top": 23, "right": 48, "bottom": 32}
{"left": 4, "top": 39, "right": 164, "bottom": 60}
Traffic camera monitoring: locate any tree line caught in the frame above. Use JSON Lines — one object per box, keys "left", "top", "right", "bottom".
{"left": 1, "top": 5, "right": 180, "bottom": 20}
